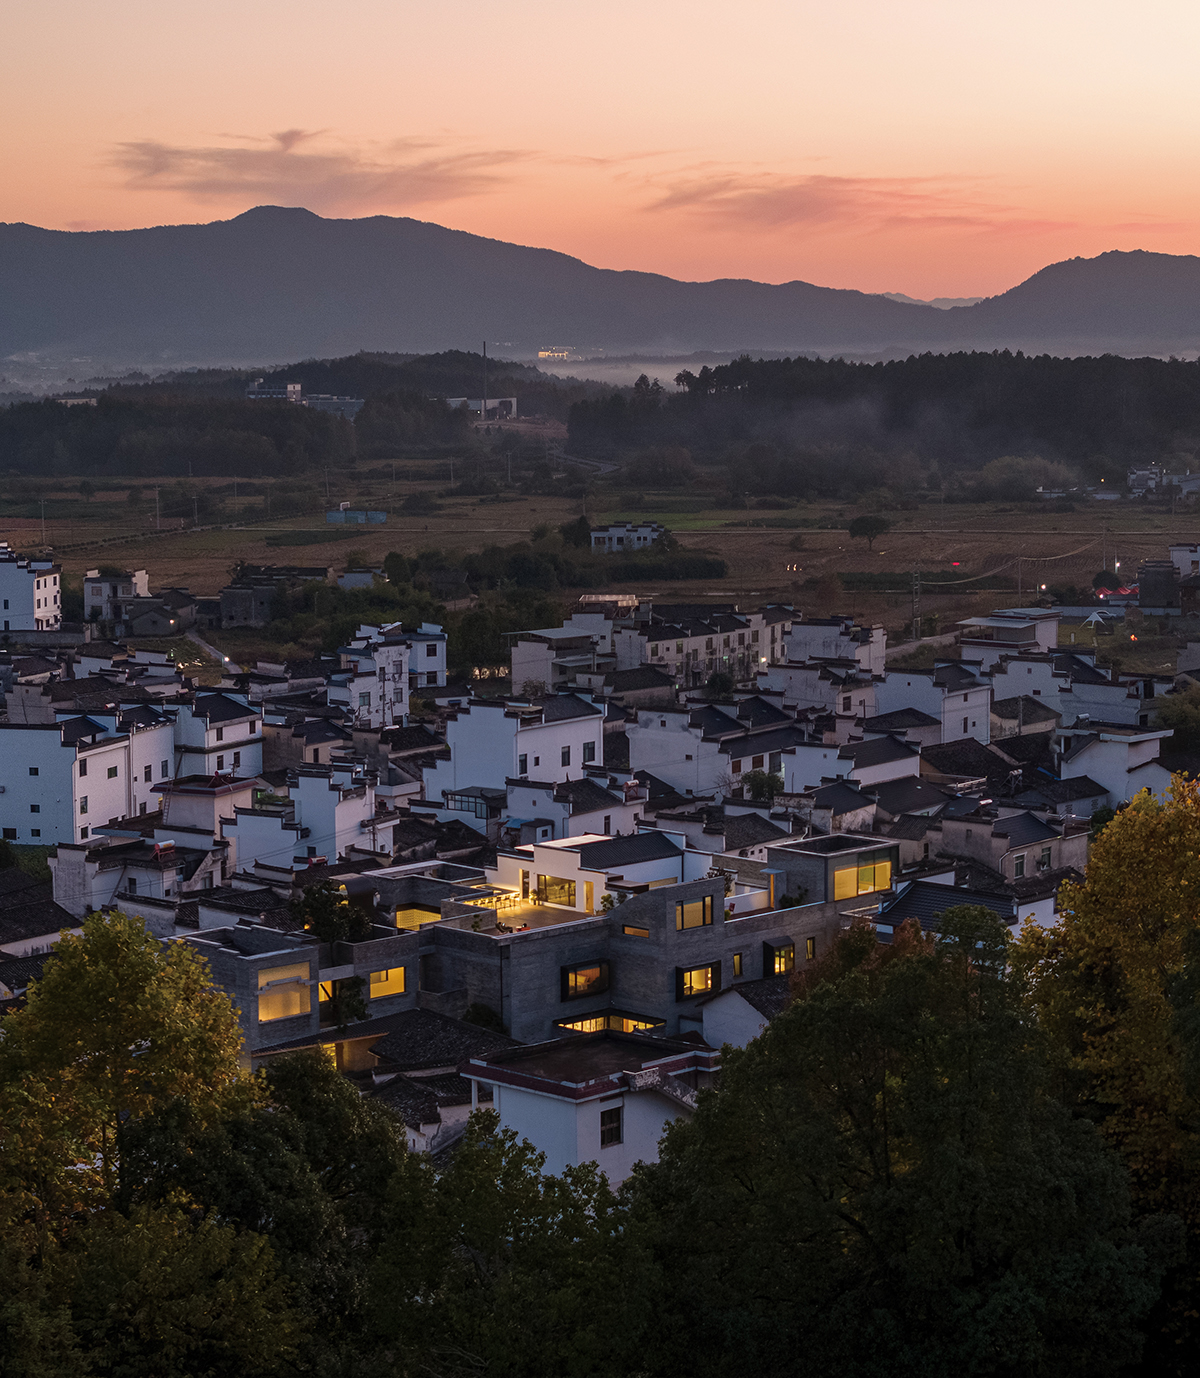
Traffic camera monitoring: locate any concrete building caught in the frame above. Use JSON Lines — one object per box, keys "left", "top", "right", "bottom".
{"left": 83, "top": 567, "right": 149, "bottom": 622}
{"left": 173, "top": 694, "right": 263, "bottom": 778}
{"left": 1055, "top": 720, "right": 1175, "bottom": 804}
{"left": 783, "top": 617, "right": 886, "bottom": 675}
{"left": 590, "top": 521, "right": 665, "bottom": 552}
{"left": 955, "top": 608, "right": 1060, "bottom": 670}
{"left": 874, "top": 661, "right": 992, "bottom": 745}
{"left": 0, "top": 545, "right": 62, "bottom": 633}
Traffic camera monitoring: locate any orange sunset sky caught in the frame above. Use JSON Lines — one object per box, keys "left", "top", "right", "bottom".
{"left": 3, "top": 0, "right": 1197, "bottom": 298}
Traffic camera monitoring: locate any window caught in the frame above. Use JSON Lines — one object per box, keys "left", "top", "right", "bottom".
{"left": 2, "top": 828, "right": 14, "bottom": 840}
{"left": 675, "top": 641, "right": 683, "bottom": 654}
{"left": 732, "top": 952, "right": 743, "bottom": 977}
{"left": 1039, "top": 846, "right": 1052, "bottom": 871}
{"left": 561, "top": 746, "right": 571, "bottom": 767}
{"left": 426, "top": 671, "right": 437, "bottom": 685}
{"left": 232, "top": 752, "right": 241, "bottom": 768}
{"left": 833, "top": 857, "right": 892, "bottom": 900}
{"left": 161, "top": 761, "right": 168, "bottom": 778}
{"left": 732, "top": 760, "right": 743, "bottom": 774}
{"left": 599, "top": 1106, "right": 623, "bottom": 1147}
{"left": 30, "top": 829, "right": 39, "bottom": 838}
{"left": 311, "top": 749, "right": 320, "bottom": 763}
{"left": 78, "top": 758, "right": 87, "bottom": 777}
{"left": 139, "top": 803, "right": 147, "bottom": 815}
{"left": 806, "top": 937, "right": 816, "bottom": 961}
{"left": 963, "top": 717, "right": 969, "bottom": 733}
{"left": 561, "top": 961, "right": 610, "bottom": 1001}
{"left": 216, "top": 756, "right": 225, "bottom": 771}
{"left": 257, "top": 963, "right": 312, "bottom": 1022}
{"left": 144, "top": 765, "right": 152, "bottom": 782}
{"left": 583, "top": 740, "right": 596, "bottom": 763}
{"left": 79, "top": 796, "right": 88, "bottom": 816}
{"left": 426, "top": 642, "right": 437, "bottom": 657}
{"left": 676, "top": 895, "right": 713, "bottom": 930}
{"left": 29, "top": 804, "right": 39, "bottom": 814}
{"left": 128, "top": 877, "right": 138, "bottom": 895}
{"left": 518, "top": 754, "right": 528, "bottom": 775}
{"left": 738, "top": 632, "right": 745, "bottom": 646}
{"left": 80, "top": 827, "right": 88, "bottom": 839}
{"left": 216, "top": 727, "right": 224, "bottom": 742}
{"left": 752, "top": 755, "right": 764, "bottom": 770}
{"left": 1013, "top": 853, "right": 1026, "bottom": 878}
{"left": 539, "top": 874, "right": 577, "bottom": 907}
{"left": 248, "top": 720, "right": 256, "bottom": 734}
{"left": 623, "top": 924, "right": 650, "bottom": 937}
{"left": 28, "top": 767, "right": 38, "bottom": 777}
{"left": 358, "top": 692, "right": 371, "bottom": 708}
{"left": 533, "top": 755, "right": 540, "bottom": 767}
{"left": 650, "top": 644, "right": 659, "bottom": 657}
{"left": 107, "top": 765, "right": 118, "bottom": 779}
{"left": 751, "top": 629, "right": 759, "bottom": 643}
{"left": 677, "top": 964, "right": 719, "bottom": 999}
{"left": 767, "top": 941, "right": 795, "bottom": 975}
{"left": 369, "top": 967, "right": 406, "bottom": 998}
{"left": 602, "top": 815, "right": 612, "bottom": 834}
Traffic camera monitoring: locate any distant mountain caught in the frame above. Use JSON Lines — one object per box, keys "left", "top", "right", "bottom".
{"left": 2, "top": 207, "right": 1200, "bottom": 365}
{"left": 882, "top": 292, "right": 985, "bottom": 310}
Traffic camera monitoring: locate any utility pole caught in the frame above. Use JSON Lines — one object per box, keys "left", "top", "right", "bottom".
{"left": 40, "top": 499, "right": 46, "bottom": 546}
{"left": 193, "top": 496, "right": 199, "bottom": 526}
{"left": 482, "top": 340, "right": 488, "bottom": 425}
{"left": 911, "top": 565, "right": 921, "bottom": 643}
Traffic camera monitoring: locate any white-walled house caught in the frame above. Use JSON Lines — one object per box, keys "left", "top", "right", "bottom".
{"left": 783, "top": 617, "right": 886, "bottom": 674}
{"left": 463, "top": 1031, "right": 719, "bottom": 1185}
{"left": 874, "top": 661, "right": 992, "bottom": 744}
{"left": 504, "top": 776, "right": 644, "bottom": 841}
{"left": 0, "top": 545, "right": 61, "bottom": 632}
{"left": 1056, "top": 721, "right": 1175, "bottom": 804}
{"left": 173, "top": 694, "right": 264, "bottom": 778}
{"left": 0, "top": 711, "right": 176, "bottom": 845}
{"left": 222, "top": 762, "right": 379, "bottom": 872}
{"left": 423, "top": 695, "right": 605, "bottom": 799}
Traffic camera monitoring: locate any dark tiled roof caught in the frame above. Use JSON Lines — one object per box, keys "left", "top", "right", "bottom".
{"left": 990, "top": 812, "right": 1059, "bottom": 847}
{"left": 991, "top": 696, "right": 1060, "bottom": 725}
{"left": 1011, "top": 776, "right": 1106, "bottom": 806}
{"left": 841, "top": 735, "right": 919, "bottom": 769}
{"left": 735, "top": 697, "right": 794, "bottom": 729}
{"left": 192, "top": 694, "right": 257, "bottom": 723}
{"left": 932, "top": 662, "right": 985, "bottom": 691}
{"left": 722, "top": 724, "right": 810, "bottom": 758}
{"left": 921, "top": 739, "right": 1009, "bottom": 780}
{"left": 0, "top": 948, "right": 52, "bottom": 993}
{"left": 368, "top": 1009, "right": 519, "bottom": 1072}
{"left": 865, "top": 776, "right": 952, "bottom": 817}
{"left": 556, "top": 777, "right": 621, "bottom": 815}
{"left": 723, "top": 813, "right": 790, "bottom": 852}
{"left": 716, "top": 973, "right": 793, "bottom": 1018}
{"left": 1010, "top": 865, "right": 1084, "bottom": 902}
{"left": 0, "top": 880, "right": 76, "bottom": 945}
{"left": 572, "top": 831, "right": 683, "bottom": 868}
{"left": 690, "top": 705, "right": 742, "bottom": 738}
{"left": 379, "top": 724, "right": 444, "bottom": 752}
{"left": 606, "top": 666, "right": 676, "bottom": 693}
{"left": 879, "top": 880, "right": 1014, "bottom": 930}
{"left": 887, "top": 812, "right": 936, "bottom": 841}
{"left": 861, "top": 708, "right": 941, "bottom": 732}
{"left": 538, "top": 694, "right": 603, "bottom": 722}
{"left": 810, "top": 780, "right": 872, "bottom": 813}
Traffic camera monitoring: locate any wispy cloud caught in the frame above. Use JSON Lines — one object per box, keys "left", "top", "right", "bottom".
{"left": 642, "top": 168, "right": 1071, "bottom": 237}
{"left": 110, "top": 130, "right": 530, "bottom": 211}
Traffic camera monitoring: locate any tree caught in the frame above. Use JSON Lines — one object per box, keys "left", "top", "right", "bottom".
{"left": 559, "top": 515, "right": 591, "bottom": 548}
{"left": 628, "top": 908, "right": 1165, "bottom": 1378}
{"left": 1154, "top": 683, "right": 1200, "bottom": 753}
{"left": 703, "top": 670, "right": 735, "bottom": 699}
{"left": 289, "top": 879, "right": 372, "bottom": 944}
{"left": 740, "top": 768, "right": 782, "bottom": 802}
{"left": 0, "top": 912, "right": 246, "bottom": 1221}
{"left": 1012, "top": 777, "right": 1200, "bottom": 1371}
{"left": 847, "top": 513, "right": 891, "bottom": 550}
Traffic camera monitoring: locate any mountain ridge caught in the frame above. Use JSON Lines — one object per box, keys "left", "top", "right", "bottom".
{"left": 2, "top": 206, "right": 1199, "bottom": 366}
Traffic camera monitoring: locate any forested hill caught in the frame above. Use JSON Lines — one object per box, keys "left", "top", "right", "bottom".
{"left": 569, "top": 351, "right": 1200, "bottom": 483}
{"left": 8, "top": 206, "right": 1200, "bottom": 361}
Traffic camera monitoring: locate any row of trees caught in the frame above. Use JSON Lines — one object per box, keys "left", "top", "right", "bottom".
{"left": 4, "top": 780, "right": 1200, "bottom": 1374}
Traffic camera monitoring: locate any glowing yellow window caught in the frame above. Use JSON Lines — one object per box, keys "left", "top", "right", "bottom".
{"left": 257, "top": 963, "right": 311, "bottom": 1022}
{"left": 369, "top": 967, "right": 406, "bottom": 998}
{"left": 834, "top": 867, "right": 857, "bottom": 900}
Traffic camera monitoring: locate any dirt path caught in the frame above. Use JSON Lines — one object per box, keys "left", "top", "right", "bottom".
{"left": 187, "top": 630, "right": 241, "bottom": 674}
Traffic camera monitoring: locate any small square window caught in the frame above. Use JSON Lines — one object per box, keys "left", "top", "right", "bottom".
{"left": 2, "top": 828, "right": 15, "bottom": 840}
{"left": 28, "top": 767, "right": 38, "bottom": 777}
{"left": 599, "top": 1106, "right": 623, "bottom": 1148}
{"left": 426, "top": 671, "right": 437, "bottom": 685}
{"left": 107, "top": 765, "right": 118, "bottom": 779}
{"left": 426, "top": 642, "right": 437, "bottom": 657}
{"left": 79, "top": 827, "right": 88, "bottom": 839}
{"left": 29, "top": 804, "right": 39, "bottom": 814}
{"left": 30, "top": 829, "right": 40, "bottom": 838}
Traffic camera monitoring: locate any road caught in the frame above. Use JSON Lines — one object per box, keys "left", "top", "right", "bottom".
{"left": 187, "top": 630, "right": 241, "bottom": 674}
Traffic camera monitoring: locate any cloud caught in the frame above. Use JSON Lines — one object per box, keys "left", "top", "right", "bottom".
{"left": 110, "top": 130, "right": 530, "bottom": 212}
{"left": 642, "top": 168, "right": 1072, "bottom": 237}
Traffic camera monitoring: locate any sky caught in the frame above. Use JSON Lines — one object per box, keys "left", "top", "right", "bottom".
{"left": 2, "top": 0, "right": 1198, "bottom": 298}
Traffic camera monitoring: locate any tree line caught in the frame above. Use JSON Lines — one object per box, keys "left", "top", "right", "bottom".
{"left": 568, "top": 352, "right": 1200, "bottom": 500}
{"left": 5, "top": 780, "right": 1200, "bottom": 1375}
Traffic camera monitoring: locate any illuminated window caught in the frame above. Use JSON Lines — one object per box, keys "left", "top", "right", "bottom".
{"left": 257, "top": 963, "right": 312, "bottom": 1022}
{"left": 770, "top": 942, "right": 795, "bottom": 975}
{"left": 561, "top": 961, "right": 610, "bottom": 1001}
{"left": 600, "top": 1106, "right": 623, "bottom": 1147}
{"left": 677, "top": 964, "right": 718, "bottom": 999}
{"left": 833, "top": 858, "right": 892, "bottom": 900}
{"left": 369, "top": 967, "right": 406, "bottom": 998}
{"left": 732, "top": 952, "right": 743, "bottom": 977}
{"left": 675, "top": 896, "right": 713, "bottom": 930}
{"left": 806, "top": 937, "right": 816, "bottom": 961}
{"left": 395, "top": 906, "right": 439, "bottom": 931}
{"left": 555, "top": 1012, "right": 664, "bottom": 1034}
{"left": 539, "top": 874, "right": 577, "bottom": 907}
{"left": 623, "top": 924, "right": 650, "bottom": 937}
